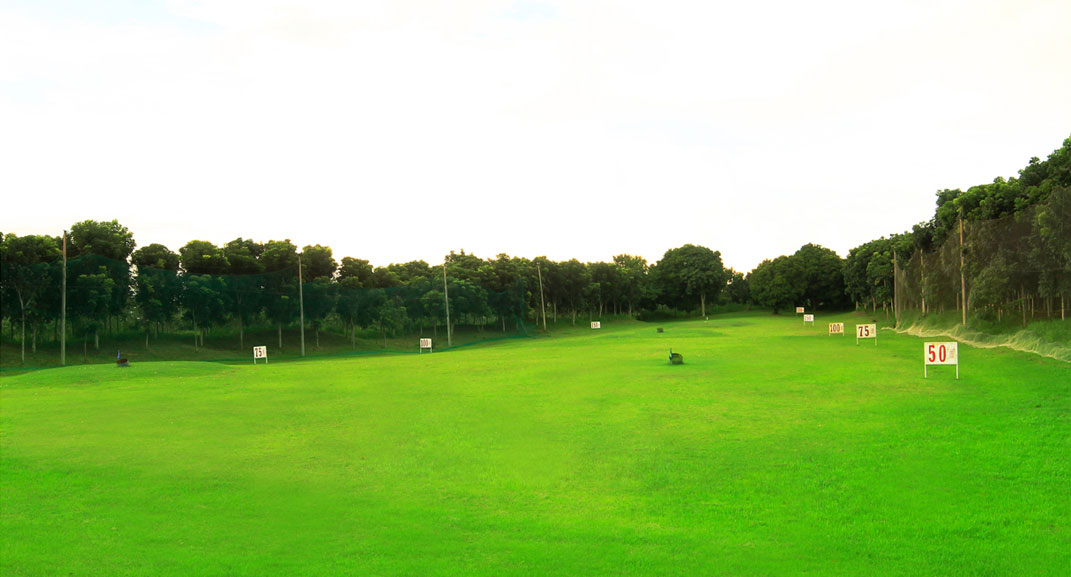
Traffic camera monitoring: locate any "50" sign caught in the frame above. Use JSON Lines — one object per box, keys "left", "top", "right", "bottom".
{"left": 924, "top": 342, "right": 959, "bottom": 379}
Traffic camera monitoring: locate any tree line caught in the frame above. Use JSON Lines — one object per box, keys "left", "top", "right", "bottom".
{"left": 841, "top": 136, "right": 1071, "bottom": 324}
{"left": 4, "top": 136, "right": 1068, "bottom": 364}
{"left": 2, "top": 227, "right": 754, "bottom": 364}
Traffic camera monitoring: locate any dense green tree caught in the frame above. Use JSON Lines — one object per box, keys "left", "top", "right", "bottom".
{"left": 792, "top": 244, "right": 849, "bottom": 310}
{"left": 301, "top": 245, "right": 337, "bottom": 282}
{"left": 613, "top": 254, "right": 648, "bottom": 316}
{"left": 338, "top": 257, "right": 374, "bottom": 286}
{"left": 223, "top": 238, "right": 265, "bottom": 350}
{"left": 1, "top": 234, "right": 61, "bottom": 362}
{"left": 260, "top": 240, "right": 299, "bottom": 350}
{"left": 747, "top": 256, "right": 803, "bottom": 314}
{"left": 179, "top": 240, "right": 230, "bottom": 275}
{"left": 181, "top": 274, "right": 228, "bottom": 348}
{"left": 131, "top": 244, "right": 181, "bottom": 343}
{"left": 68, "top": 219, "right": 135, "bottom": 331}
{"left": 653, "top": 244, "right": 728, "bottom": 316}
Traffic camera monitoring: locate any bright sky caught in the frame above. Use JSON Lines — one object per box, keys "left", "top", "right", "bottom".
{"left": 3, "top": 0, "right": 1070, "bottom": 272}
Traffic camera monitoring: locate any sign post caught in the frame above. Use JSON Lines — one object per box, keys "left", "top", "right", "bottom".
{"left": 590, "top": 321, "right": 601, "bottom": 329}
{"left": 803, "top": 314, "right": 814, "bottom": 326}
{"left": 419, "top": 338, "right": 432, "bottom": 353}
{"left": 828, "top": 322, "right": 844, "bottom": 336}
{"left": 856, "top": 324, "right": 877, "bottom": 345}
{"left": 924, "top": 342, "right": 959, "bottom": 379}
{"left": 252, "top": 346, "right": 267, "bottom": 364}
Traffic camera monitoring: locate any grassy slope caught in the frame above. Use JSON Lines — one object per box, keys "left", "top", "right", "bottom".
{"left": 1, "top": 312, "right": 1068, "bottom": 576}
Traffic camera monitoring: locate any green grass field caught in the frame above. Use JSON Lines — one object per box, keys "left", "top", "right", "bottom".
{"left": 2, "top": 312, "right": 1068, "bottom": 576}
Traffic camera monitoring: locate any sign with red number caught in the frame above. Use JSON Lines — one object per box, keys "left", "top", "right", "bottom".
{"left": 252, "top": 346, "right": 267, "bottom": 364}
{"left": 829, "top": 322, "right": 844, "bottom": 335}
{"left": 795, "top": 307, "right": 805, "bottom": 314}
{"left": 924, "top": 342, "right": 957, "bottom": 365}
{"left": 856, "top": 324, "right": 876, "bottom": 339}
{"left": 591, "top": 322, "right": 601, "bottom": 329}
{"left": 924, "top": 342, "right": 959, "bottom": 379}
{"left": 419, "top": 338, "right": 432, "bottom": 350}
{"left": 803, "top": 314, "right": 814, "bottom": 324}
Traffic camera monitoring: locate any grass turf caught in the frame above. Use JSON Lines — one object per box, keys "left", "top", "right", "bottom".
{"left": 1, "top": 312, "right": 1068, "bottom": 575}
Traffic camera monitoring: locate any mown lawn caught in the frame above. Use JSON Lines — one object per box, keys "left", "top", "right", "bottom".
{"left": 2, "top": 312, "right": 1068, "bottom": 576}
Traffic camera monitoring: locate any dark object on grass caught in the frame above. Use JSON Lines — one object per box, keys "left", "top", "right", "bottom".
{"left": 669, "top": 349, "right": 683, "bottom": 365}
{"left": 116, "top": 358, "right": 130, "bottom": 367}
{"left": 657, "top": 327, "right": 664, "bottom": 333}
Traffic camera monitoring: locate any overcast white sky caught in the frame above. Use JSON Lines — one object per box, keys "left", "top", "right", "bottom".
{"left": 2, "top": 0, "right": 1069, "bottom": 272}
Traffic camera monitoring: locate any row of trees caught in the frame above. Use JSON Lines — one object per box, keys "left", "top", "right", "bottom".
{"left": 5, "top": 137, "right": 1068, "bottom": 363}
{"left": 2, "top": 225, "right": 746, "bottom": 363}
{"left": 842, "top": 136, "right": 1071, "bottom": 324}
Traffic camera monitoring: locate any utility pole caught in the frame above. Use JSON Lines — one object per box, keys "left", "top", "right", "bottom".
{"left": 892, "top": 249, "right": 898, "bottom": 327}
{"left": 298, "top": 254, "right": 305, "bottom": 357}
{"left": 959, "top": 215, "right": 967, "bottom": 326}
{"left": 60, "top": 230, "right": 67, "bottom": 366}
{"left": 443, "top": 263, "right": 451, "bottom": 347}
{"left": 536, "top": 261, "right": 547, "bottom": 332}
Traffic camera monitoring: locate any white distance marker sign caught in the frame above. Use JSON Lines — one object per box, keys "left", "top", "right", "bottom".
{"left": 856, "top": 324, "right": 877, "bottom": 345}
{"left": 925, "top": 342, "right": 959, "bottom": 379}
{"left": 803, "top": 314, "right": 814, "bottom": 325}
{"left": 591, "top": 321, "right": 601, "bottom": 329}
{"left": 419, "top": 338, "right": 432, "bottom": 352}
{"left": 252, "top": 346, "right": 267, "bottom": 364}
{"left": 796, "top": 307, "right": 805, "bottom": 314}
{"left": 829, "top": 322, "right": 844, "bottom": 335}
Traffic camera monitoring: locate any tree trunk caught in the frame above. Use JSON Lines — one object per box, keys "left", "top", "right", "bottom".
{"left": 83, "top": 334, "right": 88, "bottom": 363}
{"left": 315, "top": 329, "right": 320, "bottom": 350}
{"left": 278, "top": 323, "right": 283, "bottom": 351}
{"left": 94, "top": 330, "right": 99, "bottom": 350}
{"left": 701, "top": 292, "right": 706, "bottom": 317}
{"left": 193, "top": 321, "right": 199, "bottom": 350}
{"left": 32, "top": 324, "right": 37, "bottom": 354}
{"left": 239, "top": 317, "right": 244, "bottom": 351}
{"left": 1021, "top": 285, "right": 1027, "bottom": 328}
{"left": 146, "top": 331, "right": 150, "bottom": 349}
{"left": 20, "top": 308, "right": 26, "bottom": 364}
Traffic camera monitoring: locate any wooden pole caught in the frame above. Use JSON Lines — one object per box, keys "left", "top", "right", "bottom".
{"left": 892, "top": 249, "right": 898, "bottom": 327}
{"left": 959, "top": 215, "right": 967, "bottom": 326}
{"left": 60, "top": 230, "right": 67, "bottom": 366}
{"left": 536, "top": 261, "right": 547, "bottom": 332}
{"left": 443, "top": 263, "right": 452, "bottom": 347}
{"left": 298, "top": 254, "right": 305, "bottom": 357}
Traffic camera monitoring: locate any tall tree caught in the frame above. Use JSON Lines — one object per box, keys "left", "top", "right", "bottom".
{"left": 653, "top": 244, "right": 728, "bottom": 316}
{"left": 68, "top": 219, "right": 135, "bottom": 333}
{"left": 0, "top": 234, "right": 61, "bottom": 363}
{"left": 132, "top": 244, "right": 181, "bottom": 343}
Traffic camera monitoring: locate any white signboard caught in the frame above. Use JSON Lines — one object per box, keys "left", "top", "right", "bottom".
{"left": 419, "top": 338, "right": 432, "bottom": 352}
{"left": 856, "top": 324, "right": 877, "bottom": 345}
{"left": 829, "top": 322, "right": 844, "bottom": 335}
{"left": 803, "top": 314, "right": 814, "bottom": 325}
{"left": 591, "top": 321, "right": 601, "bottom": 329}
{"left": 795, "top": 307, "right": 805, "bottom": 314}
{"left": 252, "top": 346, "right": 267, "bottom": 364}
{"left": 925, "top": 342, "right": 959, "bottom": 379}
